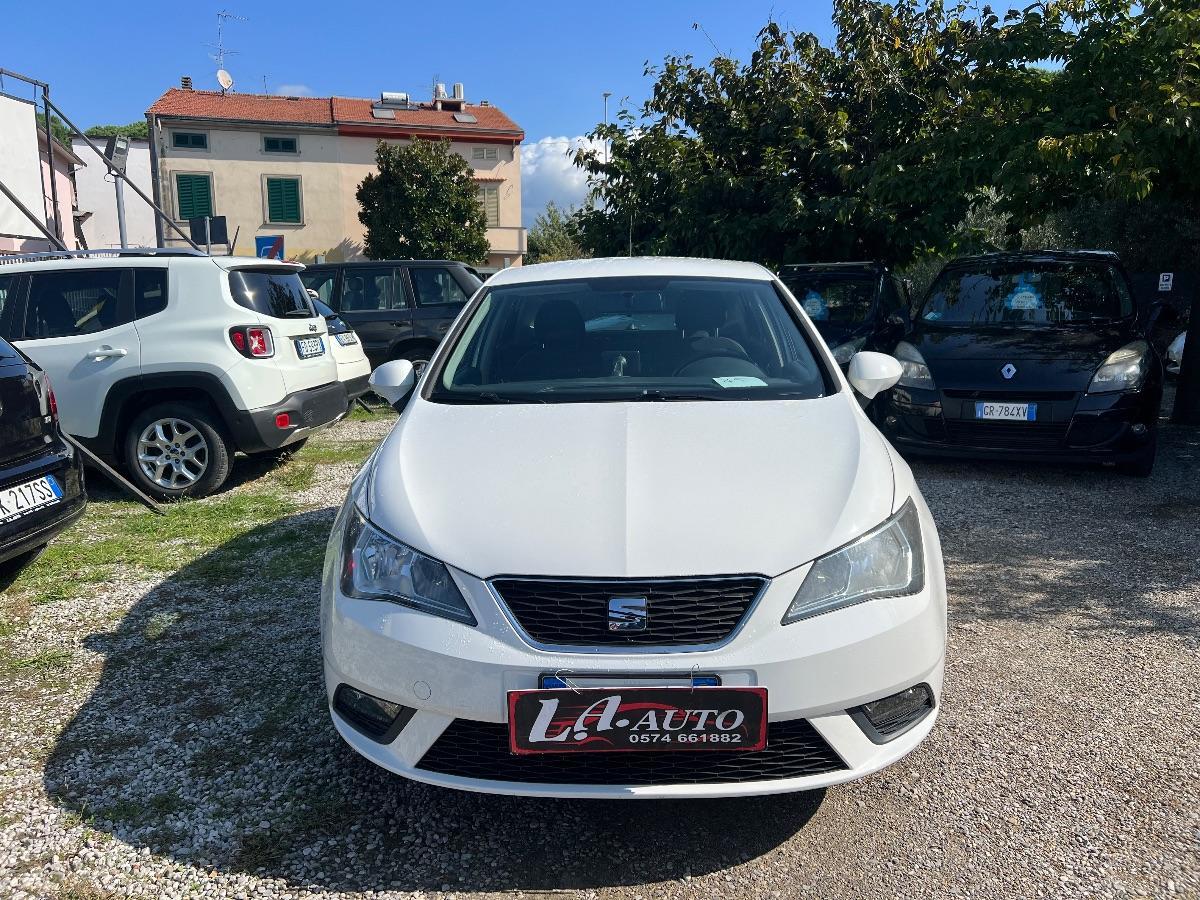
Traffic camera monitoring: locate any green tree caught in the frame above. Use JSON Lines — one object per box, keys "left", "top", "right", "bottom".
{"left": 84, "top": 121, "right": 150, "bottom": 141}
{"left": 526, "top": 202, "right": 588, "bottom": 263}
{"left": 573, "top": 2, "right": 983, "bottom": 268}
{"left": 356, "top": 139, "right": 490, "bottom": 263}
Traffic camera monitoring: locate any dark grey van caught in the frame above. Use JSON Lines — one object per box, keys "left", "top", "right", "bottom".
{"left": 300, "top": 260, "right": 482, "bottom": 372}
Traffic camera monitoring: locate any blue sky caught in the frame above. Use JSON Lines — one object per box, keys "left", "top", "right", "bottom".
{"left": 1, "top": 1, "right": 836, "bottom": 221}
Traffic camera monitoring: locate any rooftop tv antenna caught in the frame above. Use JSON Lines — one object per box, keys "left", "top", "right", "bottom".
{"left": 207, "top": 9, "right": 246, "bottom": 80}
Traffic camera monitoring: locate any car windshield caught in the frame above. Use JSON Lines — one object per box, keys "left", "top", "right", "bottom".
{"left": 780, "top": 272, "right": 878, "bottom": 326}
{"left": 921, "top": 261, "right": 1133, "bottom": 326}
{"left": 429, "top": 276, "right": 832, "bottom": 403}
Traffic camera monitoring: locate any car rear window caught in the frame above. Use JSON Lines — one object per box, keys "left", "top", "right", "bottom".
{"left": 228, "top": 268, "right": 315, "bottom": 319}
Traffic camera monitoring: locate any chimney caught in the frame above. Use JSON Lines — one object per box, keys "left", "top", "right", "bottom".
{"left": 452, "top": 82, "right": 464, "bottom": 100}
{"left": 181, "top": 76, "right": 193, "bottom": 90}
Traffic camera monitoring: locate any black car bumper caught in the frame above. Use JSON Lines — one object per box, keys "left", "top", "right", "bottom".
{"left": 0, "top": 440, "right": 86, "bottom": 565}
{"left": 344, "top": 374, "right": 370, "bottom": 403}
{"left": 879, "top": 386, "right": 1159, "bottom": 464}
{"left": 228, "top": 381, "right": 349, "bottom": 454}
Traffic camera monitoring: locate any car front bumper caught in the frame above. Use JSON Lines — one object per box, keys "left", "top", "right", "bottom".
{"left": 878, "top": 385, "right": 1160, "bottom": 464}
{"left": 320, "top": 498, "right": 947, "bottom": 799}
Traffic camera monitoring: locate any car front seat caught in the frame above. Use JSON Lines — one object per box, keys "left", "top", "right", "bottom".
{"left": 509, "top": 300, "right": 601, "bottom": 381}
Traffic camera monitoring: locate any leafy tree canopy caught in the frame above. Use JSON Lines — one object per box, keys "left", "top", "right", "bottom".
{"left": 357, "top": 139, "right": 490, "bottom": 263}
{"left": 84, "top": 121, "right": 150, "bottom": 141}
{"left": 573, "top": 0, "right": 1200, "bottom": 268}
{"left": 526, "top": 201, "right": 588, "bottom": 264}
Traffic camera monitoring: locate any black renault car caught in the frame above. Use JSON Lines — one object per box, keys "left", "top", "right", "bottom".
{"left": 0, "top": 337, "right": 85, "bottom": 577}
{"left": 877, "top": 251, "right": 1163, "bottom": 476}
{"left": 779, "top": 261, "right": 911, "bottom": 365}
{"left": 299, "top": 260, "right": 482, "bottom": 372}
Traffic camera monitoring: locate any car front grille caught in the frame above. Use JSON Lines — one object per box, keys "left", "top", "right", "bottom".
{"left": 490, "top": 576, "right": 766, "bottom": 647}
{"left": 944, "top": 420, "right": 1071, "bottom": 450}
{"left": 416, "top": 718, "right": 846, "bottom": 785}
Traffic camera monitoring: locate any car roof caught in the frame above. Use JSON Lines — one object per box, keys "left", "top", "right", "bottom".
{"left": 486, "top": 256, "right": 776, "bottom": 287}
{"left": 0, "top": 252, "right": 299, "bottom": 274}
{"left": 779, "top": 260, "right": 886, "bottom": 275}
{"left": 943, "top": 250, "right": 1122, "bottom": 270}
{"left": 304, "top": 259, "right": 472, "bottom": 269}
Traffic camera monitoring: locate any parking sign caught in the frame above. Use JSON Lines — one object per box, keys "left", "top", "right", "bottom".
{"left": 1159, "top": 272, "right": 1174, "bottom": 292}
{"left": 255, "top": 235, "right": 285, "bottom": 259}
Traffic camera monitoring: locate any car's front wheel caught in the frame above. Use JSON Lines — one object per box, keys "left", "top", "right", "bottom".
{"left": 124, "top": 403, "right": 232, "bottom": 500}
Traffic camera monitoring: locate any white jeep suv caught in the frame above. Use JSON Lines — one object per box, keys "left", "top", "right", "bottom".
{"left": 0, "top": 249, "right": 348, "bottom": 499}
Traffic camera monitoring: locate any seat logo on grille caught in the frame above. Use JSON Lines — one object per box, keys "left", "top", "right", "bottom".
{"left": 607, "top": 597, "right": 648, "bottom": 632}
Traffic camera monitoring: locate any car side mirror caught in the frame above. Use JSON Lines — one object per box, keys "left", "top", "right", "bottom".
{"left": 847, "top": 351, "right": 903, "bottom": 400}
{"left": 369, "top": 359, "right": 416, "bottom": 408}
{"left": 306, "top": 288, "right": 320, "bottom": 301}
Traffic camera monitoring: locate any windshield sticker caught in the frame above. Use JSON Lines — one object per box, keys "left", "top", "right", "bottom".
{"left": 1005, "top": 275, "right": 1043, "bottom": 311}
{"left": 713, "top": 376, "right": 768, "bottom": 388}
{"left": 802, "top": 290, "right": 829, "bottom": 320}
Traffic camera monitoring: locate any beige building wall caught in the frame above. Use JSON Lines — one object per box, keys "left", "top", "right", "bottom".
{"left": 156, "top": 121, "right": 523, "bottom": 267}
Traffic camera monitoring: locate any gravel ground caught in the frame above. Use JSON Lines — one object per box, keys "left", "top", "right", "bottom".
{"left": 0, "top": 406, "right": 1197, "bottom": 900}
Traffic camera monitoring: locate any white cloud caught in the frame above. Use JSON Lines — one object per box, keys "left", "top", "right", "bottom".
{"left": 273, "top": 84, "right": 314, "bottom": 97}
{"left": 520, "top": 135, "right": 604, "bottom": 226}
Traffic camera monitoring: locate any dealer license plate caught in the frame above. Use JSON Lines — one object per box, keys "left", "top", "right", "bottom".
{"left": 975, "top": 401, "right": 1037, "bottom": 422}
{"left": 507, "top": 686, "right": 767, "bottom": 755}
{"left": 294, "top": 336, "right": 325, "bottom": 359}
{"left": 0, "top": 474, "right": 62, "bottom": 524}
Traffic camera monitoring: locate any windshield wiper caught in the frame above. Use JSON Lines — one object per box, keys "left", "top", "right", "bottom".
{"left": 629, "top": 390, "right": 724, "bottom": 401}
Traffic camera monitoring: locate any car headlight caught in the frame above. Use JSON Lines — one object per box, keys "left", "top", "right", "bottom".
{"left": 783, "top": 498, "right": 925, "bottom": 623}
{"left": 894, "top": 341, "right": 936, "bottom": 390}
{"left": 830, "top": 337, "right": 866, "bottom": 365}
{"left": 340, "top": 510, "right": 476, "bottom": 625}
{"left": 1088, "top": 341, "right": 1148, "bottom": 394}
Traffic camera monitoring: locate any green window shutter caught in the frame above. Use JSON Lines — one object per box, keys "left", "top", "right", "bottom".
{"left": 266, "top": 178, "right": 301, "bottom": 223}
{"left": 176, "top": 173, "right": 212, "bottom": 219}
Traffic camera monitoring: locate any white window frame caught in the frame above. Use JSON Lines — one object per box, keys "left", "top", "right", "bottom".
{"left": 261, "top": 174, "right": 305, "bottom": 226}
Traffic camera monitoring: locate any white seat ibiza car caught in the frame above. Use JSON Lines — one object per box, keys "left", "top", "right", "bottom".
{"left": 321, "top": 257, "right": 946, "bottom": 799}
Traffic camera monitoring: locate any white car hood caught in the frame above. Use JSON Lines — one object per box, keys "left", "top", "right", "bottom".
{"left": 366, "top": 394, "right": 894, "bottom": 579}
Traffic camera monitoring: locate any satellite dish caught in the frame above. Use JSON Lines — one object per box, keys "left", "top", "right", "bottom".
{"left": 217, "top": 69, "right": 234, "bottom": 91}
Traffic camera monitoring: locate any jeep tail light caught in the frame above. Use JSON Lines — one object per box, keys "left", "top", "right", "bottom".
{"left": 229, "top": 326, "right": 275, "bottom": 359}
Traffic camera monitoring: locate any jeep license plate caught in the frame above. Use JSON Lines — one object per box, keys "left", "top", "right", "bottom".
{"left": 295, "top": 336, "right": 325, "bottom": 359}
{"left": 507, "top": 686, "right": 767, "bottom": 755}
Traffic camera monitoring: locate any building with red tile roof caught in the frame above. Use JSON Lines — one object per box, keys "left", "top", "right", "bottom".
{"left": 145, "top": 82, "right": 525, "bottom": 270}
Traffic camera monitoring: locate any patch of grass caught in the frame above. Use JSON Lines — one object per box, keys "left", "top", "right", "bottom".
{"left": 142, "top": 611, "right": 180, "bottom": 641}
{"left": 57, "top": 878, "right": 120, "bottom": 900}
{"left": 272, "top": 461, "right": 317, "bottom": 491}
{"left": 235, "top": 830, "right": 288, "bottom": 870}
{"left": 299, "top": 440, "right": 380, "bottom": 466}
{"left": 0, "top": 648, "right": 72, "bottom": 676}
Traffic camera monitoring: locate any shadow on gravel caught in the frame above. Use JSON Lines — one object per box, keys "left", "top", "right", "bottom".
{"left": 43, "top": 510, "right": 824, "bottom": 893}
{"left": 911, "top": 423, "right": 1200, "bottom": 641}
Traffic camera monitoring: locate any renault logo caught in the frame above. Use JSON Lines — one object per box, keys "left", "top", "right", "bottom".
{"left": 1001, "top": 363, "right": 1017, "bottom": 380}
{"left": 607, "top": 597, "right": 648, "bottom": 632}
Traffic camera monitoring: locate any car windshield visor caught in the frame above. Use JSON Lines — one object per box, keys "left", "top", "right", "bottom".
{"left": 428, "top": 276, "right": 832, "bottom": 403}
{"left": 920, "top": 262, "right": 1133, "bottom": 326}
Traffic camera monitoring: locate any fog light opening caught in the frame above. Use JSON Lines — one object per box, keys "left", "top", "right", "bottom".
{"left": 333, "top": 684, "right": 415, "bottom": 743}
{"left": 848, "top": 683, "right": 934, "bottom": 744}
